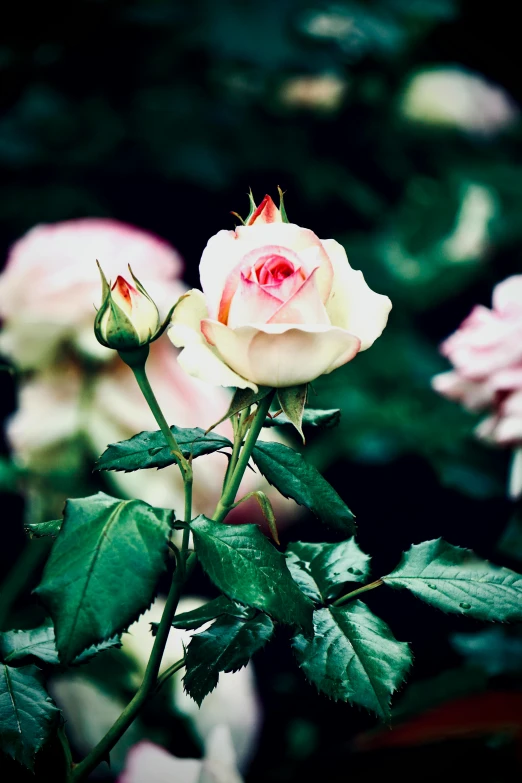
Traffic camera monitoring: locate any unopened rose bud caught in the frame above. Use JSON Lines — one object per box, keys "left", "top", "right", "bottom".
{"left": 94, "top": 263, "right": 163, "bottom": 353}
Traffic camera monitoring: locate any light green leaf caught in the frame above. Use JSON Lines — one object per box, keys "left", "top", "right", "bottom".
{"left": 0, "top": 620, "right": 121, "bottom": 667}
{"left": 383, "top": 538, "right": 522, "bottom": 621}
{"left": 286, "top": 540, "right": 371, "bottom": 603}
{"left": 172, "top": 596, "right": 252, "bottom": 630}
{"left": 265, "top": 408, "right": 341, "bottom": 430}
{"left": 277, "top": 385, "right": 308, "bottom": 442}
{"left": 293, "top": 602, "right": 412, "bottom": 719}
{"left": 252, "top": 441, "right": 355, "bottom": 534}
{"left": 35, "top": 492, "right": 171, "bottom": 664}
{"left": 95, "top": 426, "right": 231, "bottom": 473}
{"left": 206, "top": 386, "right": 273, "bottom": 432}
{"left": 0, "top": 664, "right": 59, "bottom": 770}
{"left": 184, "top": 613, "right": 274, "bottom": 705}
{"left": 24, "top": 519, "right": 62, "bottom": 539}
{"left": 191, "top": 516, "right": 313, "bottom": 630}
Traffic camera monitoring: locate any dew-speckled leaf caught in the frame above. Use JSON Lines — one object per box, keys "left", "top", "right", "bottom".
{"left": 0, "top": 664, "right": 59, "bottom": 770}
{"left": 383, "top": 538, "right": 522, "bottom": 621}
{"left": 286, "top": 540, "right": 371, "bottom": 603}
{"left": 95, "top": 427, "right": 231, "bottom": 473}
{"left": 35, "top": 493, "right": 171, "bottom": 664}
{"left": 184, "top": 613, "right": 274, "bottom": 705}
{"left": 25, "top": 519, "right": 62, "bottom": 539}
{"left": 191, "top": 516, "right": 313, "bottom": 631}
{"left": 293, "top": 602, "right": 412, "bottom": 719}
{"left": 252, "top": 441, "right": 355, "bottom": 533}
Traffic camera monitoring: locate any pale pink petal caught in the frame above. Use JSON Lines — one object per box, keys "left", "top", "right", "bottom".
{"left": 119, "top": 742, "right": 201, "bottom": 783}
{"left": 322, "top": 239, "right": 392, "bottom": 350}
{"left": 202, "top": 320, "right": 360, "bottom": 387}
{"left": 247, "top": 194, "right": 282, "bottom": 225}
{"left": 492, "top": 275, "right": 522, "bottom": 316}
{"left": 227, "top": 274, "right": 283, "bottom": 329}
{"left": 267, "top": 269, "right": 330, "bottom": 326}
{"left": 431, "top": 371, "right": 494, "bottom": 411}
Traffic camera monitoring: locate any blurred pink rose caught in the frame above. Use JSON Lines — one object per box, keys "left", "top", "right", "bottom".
{"left": 432, "top": 275, "right": 522, "bottom": 498}
{"left": 2, "top": 218, "right": 298, "bottom": 522}
{"left": 0, "top": 218, "right": 184, "bottom": 368}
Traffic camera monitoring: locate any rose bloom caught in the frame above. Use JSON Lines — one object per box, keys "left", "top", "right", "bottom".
{"left": 432, "top": 275, "right": 522, "bottom": 499}
{"left": 169, "top": 194, "right": 391, "bottom": 389}
{"left": 0, "top": 219, "right": 296, "bottom": 520}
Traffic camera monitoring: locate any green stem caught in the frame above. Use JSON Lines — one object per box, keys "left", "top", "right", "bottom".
{"left": 58, "top": 725, "right": 74, "bottom": 782}
{"left": 332, "top": 579, "right": 384, "bottom": 607}
{"left": 131, "top": 364, "right": 189, "bottom": 477}
{"left": 222, "top": 406, "right": 250, "bottom": 492}
{"left": 213, "top": 392, "right": 275, "bottom": 523}
{"left": 72, "top": 552, "right": 196, "bottom": 781}
{"left": 155, "top": 657, "right": 186, "bottom": 693}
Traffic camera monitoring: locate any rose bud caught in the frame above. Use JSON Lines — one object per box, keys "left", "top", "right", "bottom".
{"left": 94, "top": 263, "right": 169, "bottom": 354}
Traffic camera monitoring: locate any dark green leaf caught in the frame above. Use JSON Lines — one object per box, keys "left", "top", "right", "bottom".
{"left": 35, "top": 492, "right": 171, "bottom": 664}
{"left": 172, "top": 596, "right": 252, "bottom": 630}
{"left": 286, "top": 540, "right": 371, "bottom": 603}
{"left": 0, "top": 620, "right": 121, "bottom": 667}
{"left": 25, "top": 519, "right": 62, "bottom": 539}
{"left": 293, "top": 602, "right": 412, "bottom": 719}
{"left": 0, "top": 664, "right": 59, "bottom": 770}
{"left": 206, "top": 386, "right": 273, "bottom": 432}
{"left": 265, "top": 408, "right": 341, "bottom": 430}
{"left": 383, "top": 539, "right": 522, "bottom": 621}
{"left": 95, "top": 427, "right": 231, "bottom": 473}
{"left": 191, "top": 516, "right": 313, "bottom": 631}
{"left": 184, "top": 613, "right": 274, "bottom": 705}
{"left": 277, "top": 385, "right": 307, "bottom": 443}
{"left": 252, "top": 441, "right": 355, "bottom": 534}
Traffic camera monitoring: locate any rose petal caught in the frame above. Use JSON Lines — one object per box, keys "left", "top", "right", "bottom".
{"left": 322, "top": 239, "right": 392, "bottom": 350}
{"left": 201, "top": 320, "right": 360, "bottom": 387}
{"left": 431, "top": 371, "right": 494, "bottom": 411}
{"left": 492, "top": 275, "right": 522, "bottom": 316}
{"left": 169, "top": 289, "right": 257, "bottom": 390}
{"left": 119, "top": 741, "right": 201, "bottom": 783}
{"left": 200, "top": 224, "right": 333, "bottom": 321}
{"left": 268, "top": 269, "right": 330, "bottom": 326}
{"left": 248, "top": 195, "right": 282, "bottom": 225}
{"left": 227, "top": 274, "right": 283, "bottom": 329}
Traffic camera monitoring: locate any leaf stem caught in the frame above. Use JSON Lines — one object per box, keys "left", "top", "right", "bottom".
{"left": 213, "top": 392, "right": 275, "bottom": 523}
{"left": 332, "top": 579, "right": 384, "bottom": 607}
{"left": 71, "top": 552, "right": 196, "bottom": 781}
{"left": 155, "top": 657, "right": 186, "bottom": 692}
{"left": 131, "top": 364, "right": 191, "bottom": 480}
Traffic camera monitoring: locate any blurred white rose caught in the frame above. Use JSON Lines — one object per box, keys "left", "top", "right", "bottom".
{"left": 122, "top": 597, "right": 262, "bottom": 771}
{"left": 401, "top": 67, "right": 518, "bottom": 135}
{"left": 279, "top": 73, "right": 347, "bottom": 112}
{"left": 119, "top": 726, "right": 243, "bottom": 783}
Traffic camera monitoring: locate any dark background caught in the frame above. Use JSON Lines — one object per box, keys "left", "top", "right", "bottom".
{"left": 1, "top": 1, "right": 522, "bottom": 780}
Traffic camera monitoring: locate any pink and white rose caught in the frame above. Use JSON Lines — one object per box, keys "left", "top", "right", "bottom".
{"left": 169, "top": 194, "right": 392, "bottom": 390}
{"left": 432, "top": 275, "right": 522, "bottom": 498}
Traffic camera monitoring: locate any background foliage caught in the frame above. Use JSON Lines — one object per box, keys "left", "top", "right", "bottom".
{"left": 1, "top": 0, "right": 522, "bottom": 780}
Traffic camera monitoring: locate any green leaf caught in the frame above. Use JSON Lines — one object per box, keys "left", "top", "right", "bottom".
{"left": 172, "top": 596, "right": 252, "bottom": 630}
{"left": 24, "top": 519, "right": 62, "bottom": 539}
{"left": 252, "top": 441, "right": 355, "bottom": 534}
{"left": 277, "top": 385, "right": 308, "bottom": 442}
{"left": 95, "top": 426, "right": 231, "bottom": 473}
{"left": 293, "top": 602, "right": 412, "bottom": 719}
{"left": 265, "top": 408, "right": 341, "bottom": 430}
{"left": 0, "top": 620, "right": 121, "bottom": 667}
{"left": 206, "top": 386, "right": 273, "bottom": 433}
{"left": 0, "top": 664, "right": 59, "bottom": 770}
{"left": 383, "top": 538, "right": 522, "bottom": 621}
{"left": 286, "top": 540, "right": 371, "bottom": 603}
{"left": 184, "top": 613, "right": 274, "bottom": 705}
{"left": 191, "top": 516, "right": 313, "bottom": 631}
{"left": 35, "top": 492, "right": 171, "bottom": 664}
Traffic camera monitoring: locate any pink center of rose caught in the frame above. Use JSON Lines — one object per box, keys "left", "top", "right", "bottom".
{"left": 251, "top": 254, "right": 304, "bottom": 288}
